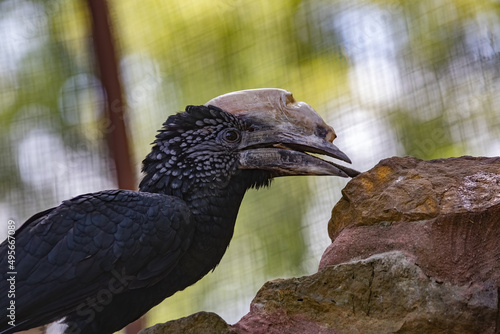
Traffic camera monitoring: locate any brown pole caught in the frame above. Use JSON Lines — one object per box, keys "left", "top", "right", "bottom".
{"left": 87, "top": 0, "right": 136, "bottom": 191}
{"left": 87, "top": 0, "right": 144, "bottom": 333}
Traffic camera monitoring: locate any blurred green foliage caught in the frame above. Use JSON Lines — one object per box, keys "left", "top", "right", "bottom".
{"left": 0, "top": 0, "right": 499, "bottom": 327}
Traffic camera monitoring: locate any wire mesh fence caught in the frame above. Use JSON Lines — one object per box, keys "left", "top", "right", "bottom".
{"left": 1, "top": 0, "right": 499, "bottom": 330}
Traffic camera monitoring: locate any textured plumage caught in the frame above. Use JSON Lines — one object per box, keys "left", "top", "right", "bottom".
{"left": 0, "top": 89, "right": 358, "bottom": 334}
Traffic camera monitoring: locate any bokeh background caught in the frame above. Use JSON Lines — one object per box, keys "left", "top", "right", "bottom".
{"left": 1, "top": 0, "right": 499, "bottom": 330}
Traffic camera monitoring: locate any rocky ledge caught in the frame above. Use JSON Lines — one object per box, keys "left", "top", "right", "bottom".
{"left": 140, "top": 156, "right": 500, "bottom": 334}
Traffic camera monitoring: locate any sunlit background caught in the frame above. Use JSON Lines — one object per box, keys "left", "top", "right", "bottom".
{"left": 1, "top": 0, "right": 499, "bottom": 329}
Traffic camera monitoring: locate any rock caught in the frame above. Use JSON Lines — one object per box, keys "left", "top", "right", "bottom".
{"left": 139, "top": 311, "right": 235, "bottom": 334}
{"left": 319, "top": 156, "right": 500, "bottom": 333}
{"left": 322, "top": 156, "right": 500, "bottom": 287}
{"left": 141, "top": 156, "right": 500, "bottom": 334}
{"left": 327, "top": 156, "right": 500, "bottom": 240}
{"left": 235, "top": 251, "right": 498, "bottom": 334}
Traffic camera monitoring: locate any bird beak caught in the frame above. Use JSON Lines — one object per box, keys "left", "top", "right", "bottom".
{"left": 237, "top": 137, "right": 359, "bottom": 178}
{"left": 205, "top": 89, "right": 359, "bottom": 178}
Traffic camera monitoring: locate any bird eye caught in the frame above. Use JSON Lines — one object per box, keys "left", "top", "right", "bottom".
{"left": 222, "top": 129, "right": 241, "bottom": 143}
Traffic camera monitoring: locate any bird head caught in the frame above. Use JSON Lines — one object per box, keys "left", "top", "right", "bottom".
{"left": 140, "top": 89, "right": 358, "bottom": 196}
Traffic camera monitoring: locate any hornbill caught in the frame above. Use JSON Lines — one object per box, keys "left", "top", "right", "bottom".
{"left": 0, "top": 89, "right": 358, "bottom": 334}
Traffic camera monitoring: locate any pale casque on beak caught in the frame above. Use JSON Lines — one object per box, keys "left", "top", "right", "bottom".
{"left": 205, "top": 88, "right": 359, "bottom": 178}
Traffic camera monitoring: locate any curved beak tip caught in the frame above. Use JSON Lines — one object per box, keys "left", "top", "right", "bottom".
{"left": 337, "top": 150, "right": 352, "bottom": 164}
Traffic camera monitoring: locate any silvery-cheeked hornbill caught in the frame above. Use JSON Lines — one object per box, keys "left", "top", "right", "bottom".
{"left": 0, "top": 89, "right": 358, "bottom": 333}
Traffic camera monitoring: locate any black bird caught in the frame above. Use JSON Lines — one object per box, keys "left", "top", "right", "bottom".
{"left": 0, "top": 89, "right": 358, "bottom": 334}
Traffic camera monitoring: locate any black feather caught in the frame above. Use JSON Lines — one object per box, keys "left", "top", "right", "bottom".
{"left": 0, "top": 105, "right": 271, "bottom": 334}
